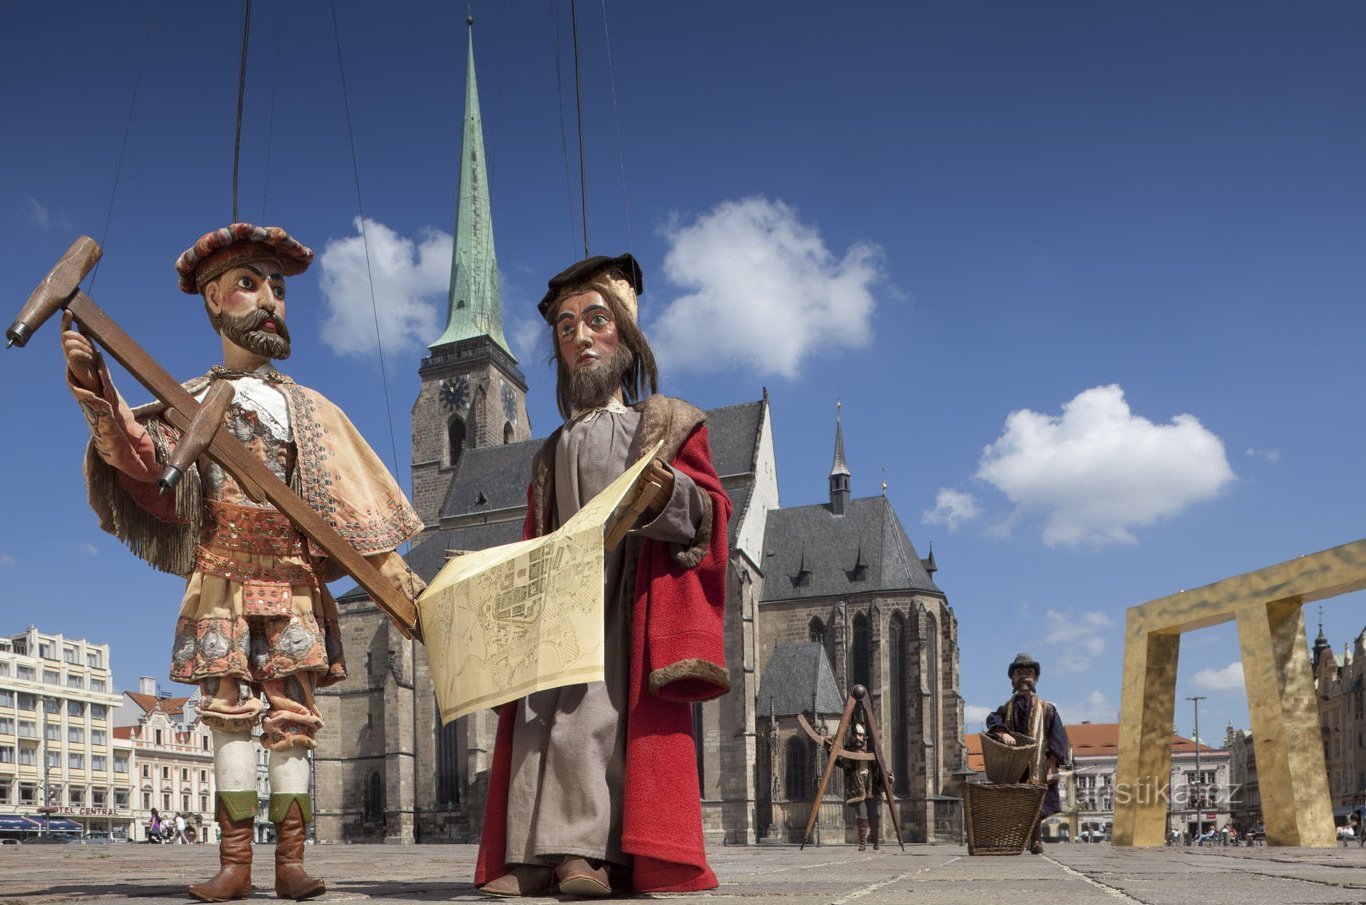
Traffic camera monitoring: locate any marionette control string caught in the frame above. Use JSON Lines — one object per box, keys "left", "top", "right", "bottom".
{"left": 329, "top": 0, "right": 405, "bottom": 500}
{"left": 231, "top": 0, "right": 252, "bottom": 222}
{"left": 87, "top": 0, "right": 156, "bottom": 293}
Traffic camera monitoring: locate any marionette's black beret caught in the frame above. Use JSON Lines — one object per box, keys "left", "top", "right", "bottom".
{"left": 537, "top": 253, "right": 643, "bottom": 322}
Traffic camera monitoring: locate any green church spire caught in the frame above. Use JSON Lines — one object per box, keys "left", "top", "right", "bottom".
{"left": 430, "top": 19, "right": 512, "bottom": 355}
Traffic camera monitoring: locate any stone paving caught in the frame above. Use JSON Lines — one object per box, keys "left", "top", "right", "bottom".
{"left": 1, "top": 842, "right": 1363, "bottom": 905}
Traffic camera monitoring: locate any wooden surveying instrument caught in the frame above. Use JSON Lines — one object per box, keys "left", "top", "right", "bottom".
{"left": 6, "top": 236, "right": 422, "bottom": 640}
{"left": 797, "top": 684, "right": 904, "bottom": 851}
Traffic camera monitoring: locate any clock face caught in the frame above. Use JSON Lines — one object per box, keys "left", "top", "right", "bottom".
{"left": 501, "top": 383, "right": 518, "bottom": 421}
{"left": 440, "top": 375, "right": 470, "bottom": 410}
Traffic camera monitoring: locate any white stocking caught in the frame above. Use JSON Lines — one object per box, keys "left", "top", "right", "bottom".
{"left": 212, "top": 729, "right": 256, "bottom": 792}
{"left": 268, "top": 746, "right": 310, "bottom": 796}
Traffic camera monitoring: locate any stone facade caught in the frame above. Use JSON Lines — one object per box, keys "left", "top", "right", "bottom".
{"left": 1312, "top": 624, "right": 1366, "bottom": 814}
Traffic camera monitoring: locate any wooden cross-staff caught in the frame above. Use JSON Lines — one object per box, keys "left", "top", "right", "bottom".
{"left": 797, "top": 684, "right": 904, "bottom": 851}
{"left": 7, "top": 236, "right": 421, "bottom": 640}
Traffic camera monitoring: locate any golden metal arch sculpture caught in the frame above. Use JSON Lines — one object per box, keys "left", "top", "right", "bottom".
{"left": 1111, "top": 539, "right": 1366, "bottom": 847}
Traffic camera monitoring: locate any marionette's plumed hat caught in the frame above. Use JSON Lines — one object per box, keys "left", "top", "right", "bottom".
{"left": 1008, "top": 652, "right": 1041, "bottom": 678}
{"left": 175, "top": 223, "right": 313, "bottom": 295}
{"left": 537, "top": 253, "right": 643, "bottom": 323}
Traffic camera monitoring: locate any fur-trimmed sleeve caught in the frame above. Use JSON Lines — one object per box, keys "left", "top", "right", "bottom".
{"left": 642, "top": 423, "right": 733, "bottom": 702}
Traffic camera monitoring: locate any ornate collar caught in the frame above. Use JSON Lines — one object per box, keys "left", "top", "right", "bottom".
{"left": 209, "top": 364, "right": 291, "bottom": 384}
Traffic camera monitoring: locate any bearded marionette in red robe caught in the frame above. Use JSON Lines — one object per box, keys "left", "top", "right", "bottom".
{"left": 475, "top": 254, "right": 731, "bottom": 898}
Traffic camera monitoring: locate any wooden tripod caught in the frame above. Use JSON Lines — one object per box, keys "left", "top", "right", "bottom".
{"left": 797, "top": 684, "right": 904, "bottom": 851}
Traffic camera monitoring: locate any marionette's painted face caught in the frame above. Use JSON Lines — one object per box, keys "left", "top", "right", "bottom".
{"left": 555, "top": 289, "right": 619, "bottom": 375}
{"left": 1011, "top": 667, "right": 1038, "bottom": 693}
{"left": 555, "top": 289, "right": 630, "bottom": 410}
{"left": 206, "top": 261, "right": 291, "bottom": 360}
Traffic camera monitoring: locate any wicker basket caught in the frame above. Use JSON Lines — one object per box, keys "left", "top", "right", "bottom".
{"left": 980, "top": 731, "right": 1039, "bottom": 784}
{"left": 963, "top": 782, "right": 1045, "bottom": 855}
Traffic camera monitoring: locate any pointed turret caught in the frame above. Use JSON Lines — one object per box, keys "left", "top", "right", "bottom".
{"left": 829, "top": 401, "right": 850, "bottom": 515}
{"left": 922, "top": 542, "right": 937, "bottom": 577}
{"left": 431, "top": 19, "right": 511, "bottom": 355}
{"left": 1312, "top": 607, "right": 1331, "bottom": 671}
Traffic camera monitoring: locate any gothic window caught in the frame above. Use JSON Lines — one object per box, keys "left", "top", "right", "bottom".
{"left": 504, "top": 421, "right": 514, "bottom": 444}
{"left": 365, "top": 772, "right": 383, "bottom": 824}
{"left": 784, "top": 736, "right": 810, "bottom": 801}
{"left": 850, "top": 612, "right": 871, "bottom": 692}
{"left": 447, "top": 416, "right": 467, "bottom": 469}
{"left": 889, "top": 612, "right": 909, "bottom": 794}
{"left": 435, "top": 701, "right": 460, "bottom": 809}
{"left": 925, "top": 608, "right": 940, "bottom": 790}
{"left": 808, "top": 617, "right": 825, "bottom": 645}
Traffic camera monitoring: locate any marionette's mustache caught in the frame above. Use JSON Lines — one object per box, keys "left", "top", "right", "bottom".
{"left": 228, "top": 308, "right": 291, "bottom": 342}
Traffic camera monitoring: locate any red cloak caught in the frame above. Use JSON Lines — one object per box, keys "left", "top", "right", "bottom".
{"left": 475, "top": 398, "right": 732, "bottom": 892}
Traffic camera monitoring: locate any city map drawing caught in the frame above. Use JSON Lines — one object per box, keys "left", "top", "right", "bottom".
{"left": 418, "top": 442, "right": 662, "bottom": 723}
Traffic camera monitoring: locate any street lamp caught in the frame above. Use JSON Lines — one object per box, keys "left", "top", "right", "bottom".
{"left": 1186, "top": 695, "right": 1207, "bottom": 839}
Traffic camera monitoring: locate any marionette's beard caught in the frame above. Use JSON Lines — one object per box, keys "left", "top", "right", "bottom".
{"left": 569, "top": 344, "right": 631, "bottom": 409}
{"left": 221, "top": 308, "right": 292, "bottom": 360}
{"left": 1012, "top": 674, "right": 1036, "bottom": 694}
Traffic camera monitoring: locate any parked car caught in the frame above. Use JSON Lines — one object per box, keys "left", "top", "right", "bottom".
{"left": 21, "top": 834, "right": 77, "bottom": 844}
{"left": 80, "top": 832, "right": 118, "bottom": 844}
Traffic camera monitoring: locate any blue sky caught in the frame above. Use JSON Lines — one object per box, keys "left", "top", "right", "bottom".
{"left": 2, "top": 1, "right": 1364, "bottom": 744}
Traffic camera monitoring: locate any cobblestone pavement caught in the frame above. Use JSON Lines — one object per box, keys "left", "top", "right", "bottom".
{"left": 2, "top": 842, "right": 1363, "bottom": 905}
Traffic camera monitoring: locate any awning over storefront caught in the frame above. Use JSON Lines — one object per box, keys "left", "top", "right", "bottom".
{"left": 0, "top": 816, "right": 39, "bottom": 832}
{"left": 34, "top": 816, "right": 82, "bottom": 833}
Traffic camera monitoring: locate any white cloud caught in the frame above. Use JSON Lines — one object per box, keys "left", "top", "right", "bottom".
{"left": 1043, "top": 609, "right": 1112, "bottom": 672}
{"left": 0, "top": 553, "right": 13, "bottom": 566}
{"left": 976, "top": 385, "right": 1235, "bottom": 547}
{"left": 24, "top": 196, "right": 70, "bottom": 231}
{"left": 1058, "top": 690, "right": 1117, "bottom": 723}
{"left": 964, "top": 704, "right": 994, "bottom": 728}
{"left": 1192, "top": 662, "right": 1244, "bottom": 691}
{"left": 317, "top": 218, "right": 450, "bottom": 358}
{"left": 651, "top": 197, "right": 880, "bottom": 378}
{"left": 1245, "top": 447, "right": 1280, "bottom": 464}
{"left": 75, "top": 543, "right": 98, "bottom": 557}
{"left": 961, "top": 704, "right": 994, "bottom": 726}
{"left": 923, "top": 488, "right": 981, "bottom": 531}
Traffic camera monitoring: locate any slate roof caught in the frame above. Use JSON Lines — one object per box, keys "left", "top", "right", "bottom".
{"left": 759, "top": 495, "right": 941, "bottom": 602}
{"left": 405, "top": 520, "right": 527, "bottom": 584}
{"left": 439, "top": 438, "right": 541, "bottom": 521}
{"left": 757, "top": 643, "right": 845, "bottom": 717}
{"left": 702, "top": 400, "right": 764, "bottom": 478}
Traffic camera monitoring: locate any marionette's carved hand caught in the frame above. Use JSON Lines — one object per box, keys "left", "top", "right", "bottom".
{"left": 604, "top": 458, "right": 674, "bottom": 551}
{"left": 60, "top": 311, "right": 101, "bottom": 392}
{"left": 995, "top": 730, "right": 1017, "bottom": 746}
{"left": 641, "top": 457, "right": 675, "bottom": 520}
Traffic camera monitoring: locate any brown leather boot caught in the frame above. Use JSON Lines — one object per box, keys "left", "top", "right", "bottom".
{"left": 869, "top": 817, "right": 881, "bottom": 851}
{"left": 857, "top": 818, "right": 869, "bottom": 851}
{"left": 272, "top": 795, "right": 325, "bottom": 900}
{"left": 190, "top": 793, "right": 255, "bottom": 902}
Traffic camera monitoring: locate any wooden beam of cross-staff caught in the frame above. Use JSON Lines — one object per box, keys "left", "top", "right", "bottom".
{"left": 7, "top": 236, "right": 421, "bottom": 640}
{"left": 797, "top": 685, "right": 904, "bottom": 851}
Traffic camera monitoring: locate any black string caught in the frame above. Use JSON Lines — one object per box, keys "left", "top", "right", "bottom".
{"left": 329, "top": 0, "right": 405, "bottom": 497}
{"left": 260, "top": 1, "right": 284, "bottom": 221}
{"left": 231, "top": 0, "right": 253, "bottom": 222}
{"left": 550, "top": 0, "right": 579, "bottom": 258}
{"left": 88, "top": 0, "right": 156, "bottom": 292}
{"left": 570, "top": 0, "right": 589, "bottom": 256}
{"left": 600, "top": 0, "right": 632, "bottom": 251}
